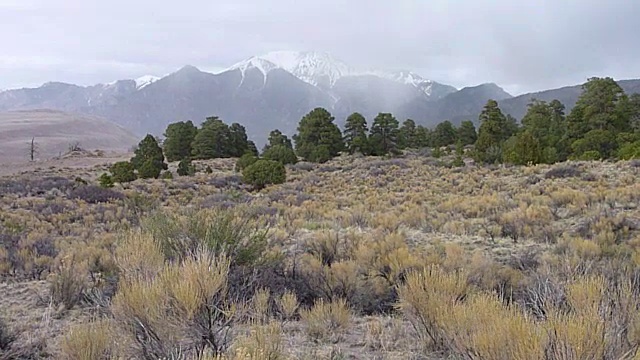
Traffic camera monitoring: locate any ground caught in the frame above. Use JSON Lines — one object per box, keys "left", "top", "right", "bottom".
{"left": 1, "top": 151, "right": 639, "bottom": 359}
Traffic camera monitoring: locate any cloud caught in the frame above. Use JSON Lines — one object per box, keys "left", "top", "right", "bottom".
{"left": 1, "top": 0, "right": 639, "bottom": 94}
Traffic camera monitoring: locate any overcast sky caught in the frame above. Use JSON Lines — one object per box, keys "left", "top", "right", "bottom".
{"left": 1, "top": 0, "right": 639, "bottom": 95}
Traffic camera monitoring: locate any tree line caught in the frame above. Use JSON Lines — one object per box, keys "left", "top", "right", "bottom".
{"left": 102, "top": 77, "right": 640, "bottom": 188}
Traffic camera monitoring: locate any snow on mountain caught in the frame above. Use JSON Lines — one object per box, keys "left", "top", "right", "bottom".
{"left": 134, "top": 75, "right": 160, "bottom": 89}
{"left": 228, "top": 51, "right": 354, "bottom": 88}
{"left": 375, "top": 70, "right": 443, "bottom": 97}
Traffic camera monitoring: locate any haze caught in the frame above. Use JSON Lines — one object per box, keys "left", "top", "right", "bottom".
{"left": 1, "top": 0, "right": 639, "bottom": 95}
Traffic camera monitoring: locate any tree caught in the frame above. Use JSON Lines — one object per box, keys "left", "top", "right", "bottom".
{"left": 566, "top": 77, "right": 631, "bottom": 159}
{"left": 414, "top": 125, "right": 432, "bottom": 148}
{"left": 228, "top": 123, "right": 249, "bottom": 157}
{"left": 570, "top": 129, "right": 617, "bottom": 159}
{"left": 246, "top": 141, "right": 259, "bottom": 157}
{"left": 235, "top": 153, "right": 258, "bottom": 172}
{"left": 503, "top": 131, "right": 543, "bottom": 165}
{"left": 343, "top": 112, "right": 369, "bottom": 154}
{"left": 264, "top": 129, "right": 293, "bottom": 151}
{"left": 109, "top": 161, "right": 136, "bottom": 183}
{"left": 27, "top": 137, "right": 38, "bottom": 162}
{"left": 369, "top": 112, "right": 400, "bottom": 156}
{"left": 177, "top": 159, "right": 196, "bottom": 176}
{"left": 432, "top": 120, "right": 457, "bottom": 148}
{"left": 293, "top": 108, "right": 344, "bottom": 163}
{"left": 242, "top": 160, "right": 286, "bottom": 190}
{"left": 191, "top": 117, "right": 232, "bottom": 159}
{"left": 163, "top": 120, "right": 198, "bottom": 162}
{"left": 457, "top": 120, "right": 477, "bottom": 146}
{"left": 130, "top": 134, "right": 167, "bottom": 177}
{"left": 398, "top": 119, "right": 420, "bottom": 149}
{"left": 474, "top": 100, "right": 512, "bottom": 163}
{"left": 520, "top": 99, "right": 569, "bottom": 163}
{"left": 98, "top": 173, "right": 114, "bottom": 188}
{"left": 262, "top": 145, "right": 298, "bottom": 165}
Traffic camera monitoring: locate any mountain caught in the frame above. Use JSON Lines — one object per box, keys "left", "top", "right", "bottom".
{"left": 0, "top": 109, "right": 138, "bottom": 164}
{"left": 0, "top": 51, "right": 638, "bottom": 147}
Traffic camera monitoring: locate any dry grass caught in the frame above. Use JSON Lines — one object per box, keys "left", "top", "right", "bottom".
{"left": 2, "top": 153, "right": 640, "bottom": 358}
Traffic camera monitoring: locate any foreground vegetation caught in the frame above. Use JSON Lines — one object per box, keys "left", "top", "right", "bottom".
{"left": 1, "top": 151, "right": 640, "bottom": 359}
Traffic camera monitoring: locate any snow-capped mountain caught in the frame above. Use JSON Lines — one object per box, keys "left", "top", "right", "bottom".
{"left": 229, "top": 51, "right": 354, "bottom": 89}
{"left": 134, "top": 75, "right": 160, "bottom": 89}
{"left": 227, "top": 51, "right": 456, "bottom": 99}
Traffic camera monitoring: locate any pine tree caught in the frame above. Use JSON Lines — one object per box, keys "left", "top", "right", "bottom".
{"left": 369, "top": 113, "right": 400, "bottom": 156}
{"left": 293, "top": 108, "right": 344, "bottom": 163}
{"left": 109, "top": 161, "right": 136, "bottom": 183}
{"left": 163, "top": 120, "right": 197, "bottom": 162}
{"left": 130, "top": 134, "right": 167, "bottom": 177}
{"left": 246, "top": 141, "right": 259, "bottom": 157}
{"left": 503, "top": 131, "right": 542, "bottom": 165}
{"left": 264, "top": 129, "right": 294, "bottom": 152}
{"left": 474, "top": 100, "right": 512, "bottom": 163}
{"left": 343, "top": 112, "right": 369, "bottom": 154}
{"left": 520, "top": 99, "right": 568, "bottom": 163}
{"left": 262, "top": 144, "right": 298, "bottom": 165}
{"left": 566, "top": 77, "right": 631, "bottom": 159}
{"left": 457, "top": 120, "right": 477, "bottom": 146}
{"left": 414, "top": 125, "right": 432, "bottom": 148}
{"left": 398, "top": 119, "right": 420, "bottom": 149}
{"left": 191, "top": 116, "right": 232, "bottom": 159}
{"left": 432, "top": 120, "right": 457, "bottom": 148}
{"left": 228, "top": 123, "right": 249, "bottom": 157}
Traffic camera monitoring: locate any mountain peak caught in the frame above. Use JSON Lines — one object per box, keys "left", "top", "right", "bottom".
{"left": 228, "top": 50, "right": 353, "bottom": 88}
{"left": 134, "top": 75, "right": 160, "bottom": 89}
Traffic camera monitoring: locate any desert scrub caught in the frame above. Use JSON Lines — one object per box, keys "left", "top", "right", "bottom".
{"left": 140, "top": 207, "right": 270, "bottom": 266}
{"left": 300, "top": 298, "right": 352, "bottom": 342}
{"left": 60, "top": 318, "right": 113, "bottom": 360}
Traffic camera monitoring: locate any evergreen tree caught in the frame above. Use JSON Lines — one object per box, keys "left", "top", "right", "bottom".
{"left": 191, "top": 116, "right": 232, "bottom": 159}
{"left": 503, "top": 131, "right": 543, "bottom": 165}
{"left": 457, "top": 120, "right": 477, "bottom": 146}
{"left": 264, "top": 129, "right": 293, "bottom": 151}
{"left": 130, "top": 134, "right": 167, "bottom": 177}
{"left": 243, "top": 160, "right": 286, "bottom": 190}
{"left": 343, "top": 112, "right": 369, "bottom": 154}
{"left": 177, "top": 158, "right": 196, "bottom": 176}
{"left": 520, "top": 99, "right": 568, "bottom": 163}
{"left": 414, "top": 125, "right": 432, "bottom": 148}
{"left": 109, "top": 161, "right": 136, "bottom": 183}
{"left": 566, "top": 77, "right": 631, "bottom": 159}
{"left": 246, "top": 141, "right": 259, "bottom": 157}
{"left": 262, "top": 144, "right": 298, "bottom": 165}
{"left": 228, "top": 123, "right": 249, "bottom": 157}
{"left": 163, "top": 120, "right": 198, "bottom": 162}
{"left": 293, "top": 108, "right": 344, "bottom": 163}
{"left": 474, "top": 100, "right": 512, "bottom": 163}
{"left": 369, "top": 113, "right": 400, "bottom": 156}
{"left": 398, "top": 119, "right": 420, "bottom": 149}
{"left": 432, "top": 120, "right": 457, "bottom": 148}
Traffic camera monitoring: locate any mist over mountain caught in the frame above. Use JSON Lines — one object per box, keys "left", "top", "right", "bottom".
{"left": 0, "top": 50, "right": 638, "bottom": 146}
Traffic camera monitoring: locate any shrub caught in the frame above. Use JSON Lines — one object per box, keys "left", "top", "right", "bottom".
{"left": 235, "top": 153, "right": 258, "bottom": 173}
{"left": 300, "top": 298, "right": 351, "bottom": 342}
{"left": 578, "top": 150, "right": 602, "bottom": 161}
{"left": 230, "top": 321, "right": 284, "bottom": 360}
{"left": 60, "top": 319, "right": 113, "bottom": 360}
{"left": 98, "top": 173, "right": 114, "bottom": 188}
{"left": 262, "top": 145, "right": 298, "bottom": 165}
{"left": 68, "top": 185, "right": 124, "bottom": 203}
{"left": 177, "top": 159, "right": 196, "bottom": 176}
{"left": 48, "top": 256, "right": 88, "bottom": 310}
{"left": 137, "top": 159, "right": 163, "bottom": 179}
{"left": 618, "top": 140, "right": 640, "bottom": 160}
{"left": 242, "top": 160, "right": 286, "bottom": 190}
{"left": 160, "top": 170, "right": 173, "bottom": 179}
{"left": 109, "top": 161, "right": 136, "bottom": 183}
{"left": 205, "top": 165, "right": 214, "bottom": 174}
{"left": 544, "top": 165, "right": 583, "bottom": 179}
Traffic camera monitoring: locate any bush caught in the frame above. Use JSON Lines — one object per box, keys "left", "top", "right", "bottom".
{"left": 242, "top": 160, "right": 286, "bottom": 190}
{"left": 0, "top": 316, "right": 15, "bottom": 351}
{"left": 49, "top": 256, "right": 88, "bottom": 310}
{"left": 109, "top": 161, "right": 136, "bottom": 183}
{"left": 205, "top": 165, "right": 214, "bottom": 174}
{"left": 235, "top": 153, "right": 259, "bottom": 173}
{"left": 160, "top": 171, "right": 173, "bottom": 179}
{"left": 60, "top": 319, "right": 113, "bottom": 360}
{"left": 578, "top": 150, "right": 602, "bottom": 161}
{"left": 262, "top": 145, "right": 298, "bottom": 165}
{"left": 177, "top": 159, "right": 196, "bottom": 176}
{"left": 544, "top": 165, "right": 583, "bottom": 179}
{"left": 300, "top": 298, "right": 351, "bottom": 342}
{"left": 98, "top": 173, "right": 114, "bottom": 188}
{"left": 68, "top": 185, "right": 125, "bottom": 203}
{"left": 137, "top": 159, "right": 163, "bottom": 179}
{"left": 618, "top": 140, "right": 640, "bottom": 160}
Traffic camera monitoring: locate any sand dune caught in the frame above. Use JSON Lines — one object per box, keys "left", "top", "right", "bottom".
{"left": 0, "top": 109, "right": 138, "bottom": 165}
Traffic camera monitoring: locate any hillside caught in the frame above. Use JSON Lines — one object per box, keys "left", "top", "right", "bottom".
{"left": 0, "top": 109, "right": 138, "bottom": 164}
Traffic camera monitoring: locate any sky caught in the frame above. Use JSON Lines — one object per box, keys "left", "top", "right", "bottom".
{"left": 1, "top": 0, "right": 639, "bottom": 95}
